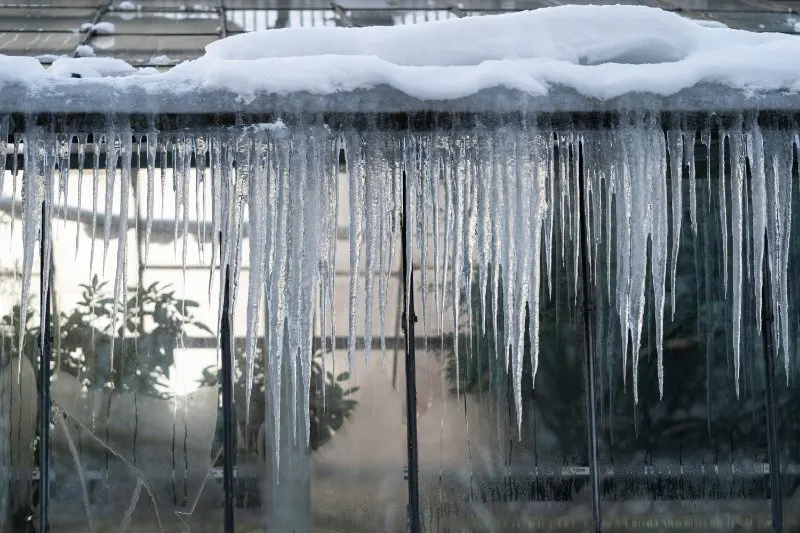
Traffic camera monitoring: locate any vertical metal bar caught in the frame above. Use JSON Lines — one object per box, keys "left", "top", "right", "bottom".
{"left": 401, "top": 169, "right": 421, "bottom": 533}
{"left": 576, "top": 142, "right": 603, "bottom": 532}
{"left": 762, "top": 236, "right": 783, "bottom": 533}
{"left": 39, "top": 199, "right": 51, "bottom": 533}
{"left": 220, "top": 260, "right": 236, "bottom": 533}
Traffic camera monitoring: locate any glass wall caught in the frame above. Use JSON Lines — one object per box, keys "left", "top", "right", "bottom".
{"left": 1, "top": 119, "right": 798, "bottom": 532}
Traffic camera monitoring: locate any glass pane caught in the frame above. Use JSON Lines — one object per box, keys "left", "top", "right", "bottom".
{"left": 225, "top": 9, "right": 338, "bottom": 31}
{"left": 662, "top": 0, "right": 785, "bottom": 10}
{"left": 414, "top": 133, "right": 593, "bottom": 532}
{"left": 0, "top": 31, "right": 80, "bottom": 56}
{"left": 104, "top": 11, "right": 221, "bottom": 34}
{"left": 45, "top": 134, "right": 224, "bottom": 532}
{"left": 87, "top": 34, "right": 216, "bottom": 63}
{"left": 778, "top": 136, "right": 800, "bottom": 529}
{"left": 0, "top": 8, "right": 96, "bottom": 32}
{"left": 0, "top": 133, "right": 39, "bottom": 532}
{"left": 594, "top": 131, "right": 773, "bottom": 530}
{"left": 307, "top": 158, "right": 408, "bottom": 531}
{"left": 695, "top": 11, "right": 800, "bottom": 32}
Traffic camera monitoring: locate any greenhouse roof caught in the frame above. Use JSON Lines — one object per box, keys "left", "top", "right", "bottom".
{"left": 1, "top": 0, "right": 800, "bottom": 69}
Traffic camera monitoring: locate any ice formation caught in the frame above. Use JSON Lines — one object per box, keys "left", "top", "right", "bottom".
{"left": 3, "top": 112, "right": 798, "bottom": 448}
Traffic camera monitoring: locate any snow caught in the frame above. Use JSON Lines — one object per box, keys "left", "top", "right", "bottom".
{"left": 149, "top": 54, "right": 174, "bottom": 66}
{"left": 74, "top": 45, "right": 95, "bottom": 58}
{"left": 92, "top": 22, "right": 116, "bottom": 35}
{"left": 79, "top": 22, "right": 116, "bottom": 35}
{"left": 49, "top": 57, "right": 147, "bottom": 78}
{"left": 1, "top": 5, "right": 800, "bottom": 102}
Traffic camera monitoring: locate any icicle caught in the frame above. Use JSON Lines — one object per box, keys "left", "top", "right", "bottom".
{"left": 109, "top": 122, "right": 133, "bottom": 380}
{"left": 266, "top": 131, "right": 292, "bottom": 470}
{"left": 362, "top": 139, "right": 381, "bottom": 362}
{"left": 501, "top": 128, "right": 517, "bottom": 376}
{"left": 528, "top": 128, "right": 547, "bottom": 394}
{"left": 477, "top": 130, "right": 491, "bottom": 332}
{"left": 103, "top": 128, "right": 119, "bottom": 267}
{"left": 57, "top": 133, "right": 70, "bottom": 227}
{"left": 0, "top": 116, "right": 6, "bottom": 197}
{"left": 90, "top": 133, "right": 101, "bottom": 271}
{"left": 40, "top": 132, "right": 55, "bottom": 371}
{"left": 19, "top": 129, "right": 39, "bottom": 359}
{"left": 544, "top": 130, "right": 555, "bottom": 299}
{"left": 745, "top": 117, "right": 766, "bottom": 334}
{"left": 667, "top": 128, "right": 683, "bottom": 321}
{"left": 380, "top": 134, "right": 400, "bottom": 357}
{"left": 245, "top": 130, "right": 268, "bottom": 426}
{"left": 763, "top": 128, "right": 794, "bottom": 381}
{"left": 145, "top": 131, "right": 156, "bottom": 262}
{"left": 652, "top": 125, "right": 669, "bottom": 399}
{"left": 614, "top": 118, "right": 633, "bottom": 389}
{"left": 11, "top": 135, "right": 20, "bottom": 239}
{"left": 75, "top": 134, "right": 87, "bottom": 255}
{"left": 729, "top": 116, "right": 745, "bottom": 396}
{"left": 685, "top": 128, "right": 698, "bottom": 236}
{"left": 344, "top": 132, "right": 365, "bottom": 371}
{"left": 718, "top": 126, "right": 729, "bottom": 298}
{"left": 489, "top": 128, "right": 504, "bottom": 364}
{"left": 209, "top": 133, "right": 222, "bottom": 302}
{"left": 181, "top": 136, "right": 192, "bottom": 284}
{"left": 196, "top": 135, "right": 207, "bottom": 261}
{"left": 300, "top": 126, "right": 329, "bottom": 444}
{"left": 451, "top": 133, "right": 468, "bottom": 396}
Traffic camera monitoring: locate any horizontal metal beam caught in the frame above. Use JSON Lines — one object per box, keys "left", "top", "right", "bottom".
{"left": 2, "top": 84, "right": 800, "bottom": 121}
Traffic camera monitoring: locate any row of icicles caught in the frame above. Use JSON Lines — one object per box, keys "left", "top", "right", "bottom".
{"left": 1, "top": 113, "right": 798, "bottom": 449}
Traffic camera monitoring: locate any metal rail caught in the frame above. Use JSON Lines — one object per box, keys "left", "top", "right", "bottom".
{"left": 38, "top": 199, "right": 52, "bottom": 533}
{"left": 401, "top": 168, "right": 421, "bottom": 533}
{"left": 576, "top": 143, "right": 603, "bottom": 533}
{"left": 220, "top": 261, "right": 236, "bottom": 533}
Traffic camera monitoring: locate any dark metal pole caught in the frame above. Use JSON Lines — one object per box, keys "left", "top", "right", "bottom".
{"left": 576, "top": 143, "right": 603, "bottom": 532}
{"left": 220, "top": 260, "right": 236, "bottom": 533}
{"left": 401, "top": 169, "right": 421, "bottom": 533}
{"left": 762, "top": 237, "right": 783, "bottom": 533}
{"left": 39, "top": 199, "right": 51, "bottom": 533}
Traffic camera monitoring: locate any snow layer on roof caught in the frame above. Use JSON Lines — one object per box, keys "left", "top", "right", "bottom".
{"left": 49, "top": 57, "right": 152, "bottom": 78}
{"left": 2, "top": 5, "right": 800, "bottom": 102}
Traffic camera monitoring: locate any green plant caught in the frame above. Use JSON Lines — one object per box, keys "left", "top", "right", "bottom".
{"left": 0, "top": 275, "right": 212, "bottom": 397}
{"left": 199, "top": 347, "right": 359, "bottom": 453}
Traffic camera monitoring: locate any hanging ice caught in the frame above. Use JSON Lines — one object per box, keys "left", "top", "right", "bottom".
{"left": 4, "top": 110, "right": 797, "bottom": 446}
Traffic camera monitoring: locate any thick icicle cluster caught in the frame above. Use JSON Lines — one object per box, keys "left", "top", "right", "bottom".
{"left": 3, "top": 113, "right": 797, "bottom": 455}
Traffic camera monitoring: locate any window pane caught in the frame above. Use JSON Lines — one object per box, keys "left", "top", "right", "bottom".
{"left": 0, "top": 135, "right": 39, "bottom": 532}
{"left": 594, "top": 132, "right": 774, "bottom": 529}
{"left": 44, "top": 134, "right": 224, "bottom": 532}
{"left": 778, "top": 138, "right": 800, "bottom": 529}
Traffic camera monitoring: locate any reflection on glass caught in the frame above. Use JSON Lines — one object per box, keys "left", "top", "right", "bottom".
{"left": 28, "top": 137, "right": 225, "bottom": 532}
{"left": 594, "top": 136, "right": 774, "bottom": 530}
{"left": 418, "top": 239, "right": 590, "bottom": 528}
{"left": 777, "top": 152, "right": 800, "bottom": 531}
{"left": 0, "top": 162, "right": 38, "bottom": 531}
